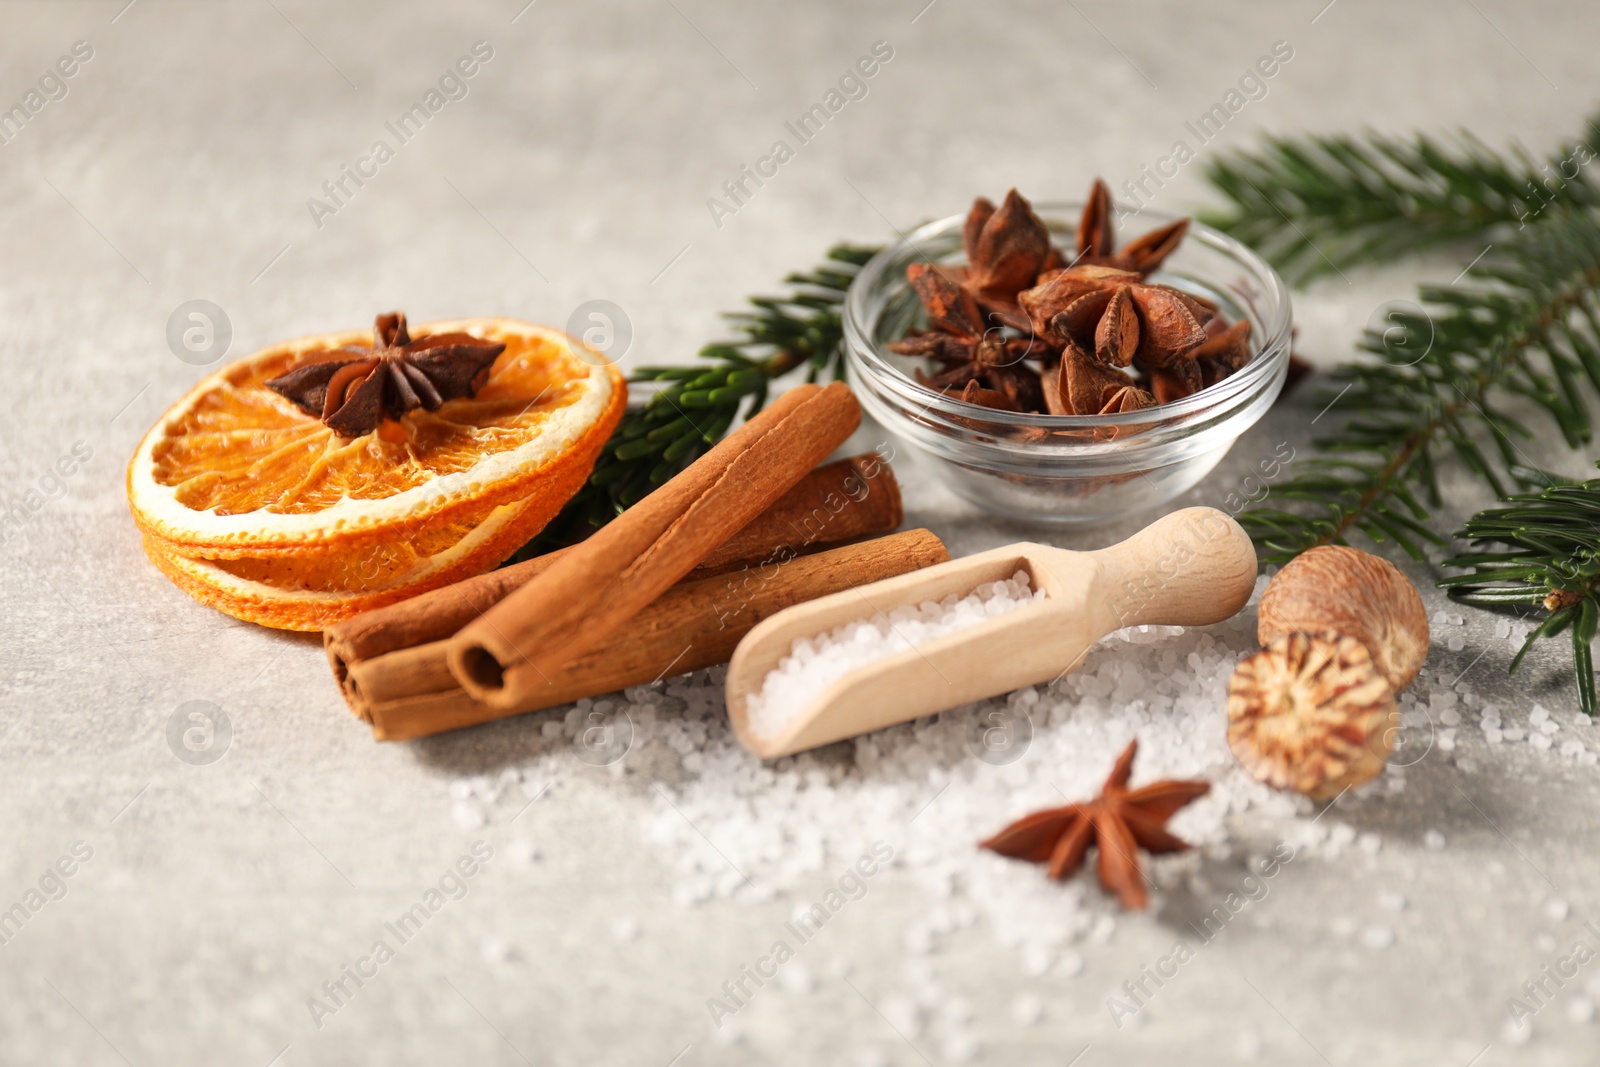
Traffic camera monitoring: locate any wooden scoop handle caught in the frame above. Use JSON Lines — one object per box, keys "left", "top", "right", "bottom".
{"left": 1084, "top": 506, "right": 1259, "bottom": 632}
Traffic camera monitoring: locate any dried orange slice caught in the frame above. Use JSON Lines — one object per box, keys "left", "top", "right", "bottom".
{"left": 137, "top": 495, "right": 547, "bottom": 630}
{"left": 128, "top": 316, "right": 625, "bottom": 630}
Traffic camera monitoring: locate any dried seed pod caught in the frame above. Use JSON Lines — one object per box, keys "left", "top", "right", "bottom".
{"left": 1257, "top": 545, "right": 1430, "bottom": 690}
{"left": 1227, "top": 631, "right": 1398, "bottom": 801}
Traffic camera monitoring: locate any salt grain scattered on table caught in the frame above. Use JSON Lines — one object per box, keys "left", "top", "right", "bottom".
{"left": 436, "top": 564, "right": 1594, "bottom": 973}
{"left": 1020, "top": 943, "right": 1052, "bottom": 977}
{"left": 779, "top": 962, "right": 815, "bottom": 993}
{"left": 1359, "top": 924, "right": 1395, "bottom": 949}
{"left": 450, "top": 799, "right": 485, "bottom": 831}
{"left": 1010, "top": 992, "right": 1044, "bottom": 1025}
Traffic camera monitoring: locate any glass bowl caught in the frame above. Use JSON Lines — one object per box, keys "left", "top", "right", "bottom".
{"left": 842, "top": 201, "right": 1292, "bottom": 524}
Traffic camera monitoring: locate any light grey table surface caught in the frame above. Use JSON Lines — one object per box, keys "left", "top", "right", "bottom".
{"left": 3, "top": 1, "right": 1599, "bottom": 1064}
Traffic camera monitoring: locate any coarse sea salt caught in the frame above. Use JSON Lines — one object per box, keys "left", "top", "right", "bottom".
{"left": 448, "top": 565, "right": 1591, "bottom": 977}
{"left": 745, "top": 571, "right": 1047, "bottom": 739}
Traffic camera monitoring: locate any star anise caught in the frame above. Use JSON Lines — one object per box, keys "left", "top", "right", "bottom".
{"left": 1149, "top": 358, "right": 1203, "bottom": 405}
{"left": 889, "top": 263, "right": 1048, "bottom": 411}
{"left": 945, "top": 188, "right": 1060, "bottom": 329}
{"left": 1042, "top": 344, "right": 1156, "bottom": 416}
{"left": 1101, "top": 384, "right": 1156, "bottom": 413}
{"left": 1193, "top": 317, "right": 1254, "bottom": 388}
{"left": 954, "top": 380, "right": 1022, "bottom": 412}
{"left": 1018, "top": 265, "right": 1213, "bottom": 370}
{"left": 265, "top": 312, "right": 506, "bottom": 437}
{"left": 886, "top": 185, "right": 1260, "bottom": 416}
{"left": 1074, "top": 178, "right": 1191, "bottom": 276}
{"left": 979, "top": 739, "right": 1209, "bottom": 910}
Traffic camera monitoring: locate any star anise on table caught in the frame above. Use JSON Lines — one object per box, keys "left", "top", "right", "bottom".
{"left": 889, "top": 263, "right": 1048, "bottom": 411}
{"left": 265, "top": 312, "right": 506, "bottom": 437}
{"left": 978, "top": 739, "right": 1209, "bottom": 910}
{"left": 1073, "top": 177, "right": 1191, "bottom": 275}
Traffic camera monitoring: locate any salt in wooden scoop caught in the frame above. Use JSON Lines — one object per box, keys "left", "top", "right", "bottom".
{"left": 725, "top": 507, "right": 1257, "bottom": 759}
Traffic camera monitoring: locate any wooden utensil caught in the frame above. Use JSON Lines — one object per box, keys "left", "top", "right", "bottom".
{"left": 725, "top": 507, "right": 1257, "bottom": 759}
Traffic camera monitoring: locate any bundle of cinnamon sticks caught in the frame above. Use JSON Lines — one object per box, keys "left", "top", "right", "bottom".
{"left": 324, "top": 382, "right": 951, "bottom": 740}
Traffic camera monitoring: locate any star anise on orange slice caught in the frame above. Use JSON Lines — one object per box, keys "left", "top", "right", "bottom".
{"left": 1018, "top": 265, "right": 1213, "bottom": 369}
{"left": 127, "top": 315, "right": 625, "bottom": 630}
{"left": 979, "top": 739, "right": 1209, "bottom": 910}
{"left": 266, "top": 311, "right": 506, "bottom": 437}
{"left": 1074, "top": 178, "right": 1191, "bottom": 276}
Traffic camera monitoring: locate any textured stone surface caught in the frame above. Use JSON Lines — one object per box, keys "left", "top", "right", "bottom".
{"left": 2, "top": 1, "right": 1598, "bottom": 1064}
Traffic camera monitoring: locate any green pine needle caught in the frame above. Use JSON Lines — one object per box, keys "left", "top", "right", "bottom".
{"left": 1440, "top": 469, "right": 1600, "bottom": 715}
{"left": 1200, "top": 116, "right": 1600, "bottom": 283}
{"left": 1239, "top": 204, "right": 1600, "bottom": 565}
{"left": 508, "top": 243, "right": 880, "bottom": 560}
{"left": 1211, "top": 107, "right": 1600, "bottom": 715}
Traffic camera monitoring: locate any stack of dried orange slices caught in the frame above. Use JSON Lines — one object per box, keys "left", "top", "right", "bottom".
{"left": 127, "top": 312, "right": 626, "bottom": 631}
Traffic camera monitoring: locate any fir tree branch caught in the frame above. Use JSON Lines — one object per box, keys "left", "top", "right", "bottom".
{"left": 1440, "top": 469, "right": 1600, "bottom": 716}
{"left": 1241, "top": 205, "right": 1600, "bottom": 565}
{"left": 1199, "top": 115, "right": 1600, "bottom": 282}
{"left": 509, "top": 244, "right": 880, "bottom": 559}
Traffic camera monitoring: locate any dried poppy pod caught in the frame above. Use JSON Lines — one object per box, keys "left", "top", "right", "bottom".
{"left": 1257, "top": 545, "right": 1430, "bottom": 691}
{"left": 1227, "top": 631, "right": 1399, "bottom": 801}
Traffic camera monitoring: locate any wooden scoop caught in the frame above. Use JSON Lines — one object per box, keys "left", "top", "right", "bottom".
{"left": 726, "top": 507, "right": 1257, "bottom": 759}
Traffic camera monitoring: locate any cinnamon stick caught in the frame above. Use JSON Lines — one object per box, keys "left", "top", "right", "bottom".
{"left": 350, "top": 530, "right": 949, "bottom": 740}
{"left": 449, "top": 381, "right": 861, "bottom": 708}
{"left": 691, "top": 452, "right": 900, "bottom": 575}
{"left": 323, "top": 453, "right": 901, "bottom": 674}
